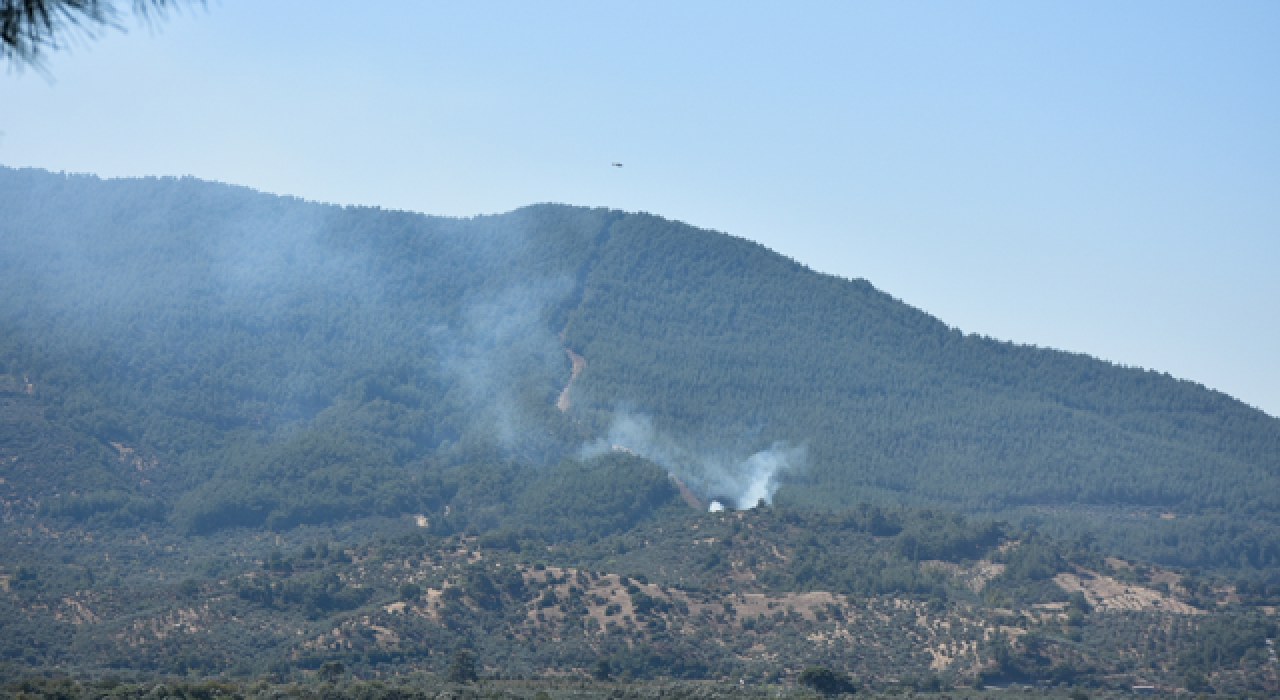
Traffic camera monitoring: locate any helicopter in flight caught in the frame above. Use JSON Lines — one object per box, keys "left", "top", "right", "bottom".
{"left": 611, "top": 162, "right": 623, "bottom": 168}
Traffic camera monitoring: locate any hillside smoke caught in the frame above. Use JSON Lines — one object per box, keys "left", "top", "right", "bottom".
{"left": 732, "top": 442, "right": 806, "bottom": 508}
{"left": 430, "top": 278, "right": 572, "bottom": 449}
{"left": 580, "top": 410, "right": 805, "bottom": 509}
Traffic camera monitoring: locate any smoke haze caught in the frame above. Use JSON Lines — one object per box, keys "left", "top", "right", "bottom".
{"left": 430, "top": 277, "right": 574, "bottom": 450}
{"left": 580, "top": 410, "right": 805, "bottom": 509}
{"left": 1, "top": 170, "right": 805, "bottom": 500}
{"left": 0, "top": 171, "right": 584, "bottom": 461}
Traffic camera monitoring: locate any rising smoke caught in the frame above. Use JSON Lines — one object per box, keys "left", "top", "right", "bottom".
{"left": 430, "top": 277, "right": 574, "bottom": 449}
{"left": 0, "top": 171, "right": 582, "bottom": 459}
{"left": 2, "top": 170, "right": 791, "bottom": 486}
{"left": 580, "top": 409, "right": 805, "bottom": 510}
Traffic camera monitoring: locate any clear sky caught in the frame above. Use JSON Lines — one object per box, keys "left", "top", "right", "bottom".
{"left": 3, "top": 1, "right": 1277, "bottom": 416}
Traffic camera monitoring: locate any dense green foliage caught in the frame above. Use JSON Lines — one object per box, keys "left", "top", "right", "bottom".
{"left": 0, "top": 161, "right": 1274, "bottom": 696}
{"left": 1176, "top": 617, "right": 1277, "bottom": 674}
{"left": 3, "top": 166, "right": 1276, "bottom": 575}
{"left": 563, "top": 213, "right": 1280, "bottom": 523}
{"left": 1, "top": 164, "right": 1279, "bottom": 696}
{"left": 798, "top": 666, "right": 860, "bottom": 695}
{"left": 512, "top": 453, "right": 682, "bottom": 541}
{"left": 38, "top": 490, "right": 165, "bottom": 527}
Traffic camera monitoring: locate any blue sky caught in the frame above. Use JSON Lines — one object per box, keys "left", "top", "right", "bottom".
{"left": 3, "top": 1, "right": 1277, "bottom": 416}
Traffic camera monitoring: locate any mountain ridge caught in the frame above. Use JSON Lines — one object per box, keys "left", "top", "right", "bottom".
{"left": 3, "top": 165, "right": 1280, "bottom": 692}
{"left": 1, "top": 165, "right": 1277, "bottom": 571}
{"left": 556, "top": 209, "right": 1277, "bottom": 516}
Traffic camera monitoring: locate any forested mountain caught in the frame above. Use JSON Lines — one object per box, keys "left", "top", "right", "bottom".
{"left": 1, "top": 165, "right": 1278, "bottom": 570}
{"left": 561, "top": 213, "right": 1280, "bottom": 570}
{"left": 565, "top": 213, "right": 1279, "bottom": 515}
{"left": 3, "top": 166, "right": 1280, "bottom": 694}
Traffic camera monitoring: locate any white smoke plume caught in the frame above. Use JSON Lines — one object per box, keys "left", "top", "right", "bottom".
{"left": 730, "top": 442, "right": 806, "bottom": 509}
{"left": 580, "top": 409, "right": 805, "bottom": 510}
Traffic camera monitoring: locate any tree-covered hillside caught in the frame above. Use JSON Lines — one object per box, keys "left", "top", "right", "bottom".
{"left": 1, "top": 165, "right": 1278, "bottom": 571}
{"left": 0, "top": 167, "right": 612, "bottom": 531}
{"left": 562, "top": 214, "right": 1280, "bottom": 548}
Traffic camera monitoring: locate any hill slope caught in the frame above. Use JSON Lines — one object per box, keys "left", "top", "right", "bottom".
{"left": 564, "top": 214, "right": 1280, "bottom": 516}
{"left": 1, "top": 166, "right": 1278, "bottom": 570}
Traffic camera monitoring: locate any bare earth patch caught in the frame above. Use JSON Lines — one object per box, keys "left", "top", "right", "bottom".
{"left": 921, "top": 560, "right": 1006, "bottom": 593}
{"left": 1055, "top": 572, "right": 1202, "bottom": 614}
{"left": 556, "top": 349, "right": 586, "bottom": 412}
